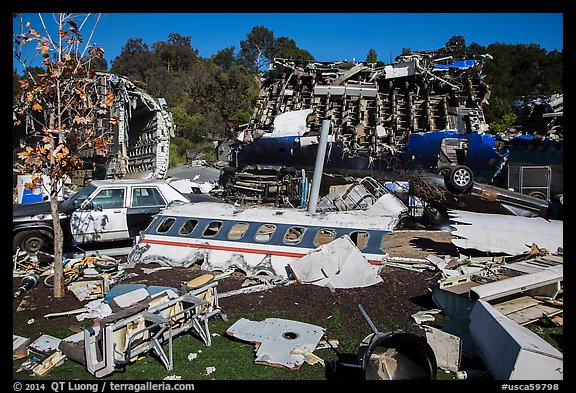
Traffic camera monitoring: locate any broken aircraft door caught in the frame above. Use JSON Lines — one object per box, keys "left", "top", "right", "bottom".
{"left": 71, "top": 187, "right": 129, "bottom": 244}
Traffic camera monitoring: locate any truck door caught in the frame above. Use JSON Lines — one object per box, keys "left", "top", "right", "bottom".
{"left": 70, "top": 187, "right": 129, "bottom": 243}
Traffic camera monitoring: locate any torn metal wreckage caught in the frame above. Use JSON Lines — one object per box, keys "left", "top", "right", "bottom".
{"left": 14, "top": 72, "right": 175, "bottom": 188}
{"left": 224, "top": 53, "right": 507, "bottom": 198}
{"left": 13, "top": 52, "right": 562, "bottom": 381}
{"left": 220, "top": 52, "right": 562, "bottom": 221}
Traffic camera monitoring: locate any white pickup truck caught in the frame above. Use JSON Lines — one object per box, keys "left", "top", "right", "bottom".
{"left": 13, "top": 179, "right": 200, "bottom": 254}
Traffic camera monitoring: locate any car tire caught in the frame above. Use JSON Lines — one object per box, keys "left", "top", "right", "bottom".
{"left": 445, "top": 165, "right": 474, "bottom": 193}
{"left": 13, "top": 229, "right": 53, "bottom": 254}
{"left": 93, "top": 256, "right": 120, "bottom": 272}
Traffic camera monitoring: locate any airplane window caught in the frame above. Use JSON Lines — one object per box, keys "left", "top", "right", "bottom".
{"left": 314, "top": 228, "right": 336, "bottom": 247}
{"left": 379, "top": 234, "right": 392, "bottom": 253}
{"left": 179, "top": 219, "right": 198, "bottom": 235}
{"left": 350, "top": 231, "right": 369, "bottom": 250}
{"left": 203, "top": 221, "right": 222, "bottom": 237}
{"left": 228, "top": 222, "right": 249, "bottom": 240}
{"left": 157, "top": 217, "right": 176, "bottom": 233}
{"left": 283, "top": 226, "right": 306, "bottom": 245}
{"left": 255, "top": 224, "right": 276, "bottom": 243}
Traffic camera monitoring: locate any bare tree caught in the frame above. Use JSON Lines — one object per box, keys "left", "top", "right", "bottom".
{"left": 13, "top": 13, "right": 115, "bottom": 297}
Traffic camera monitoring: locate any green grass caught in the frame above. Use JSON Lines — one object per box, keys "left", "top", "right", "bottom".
{"left": 13, "top": 307, "right": 563, "bottom": 381}
{"left": 14, "top": 312, "right": 338, "bottom": 381}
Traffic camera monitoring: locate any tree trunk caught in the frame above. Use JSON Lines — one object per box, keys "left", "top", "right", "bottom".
{"left": 50, "top": 181, "right": 65, "bottom": 298}
{"left": 49, "top": 111, "right": 65, "bottom": 298}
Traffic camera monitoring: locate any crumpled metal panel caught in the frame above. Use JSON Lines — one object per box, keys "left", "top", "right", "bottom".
{"left": 226, "top": 317, "right": 325, "bottom": 369}
{"left": 288, "top": 234, "right": 383, "bottom": 289}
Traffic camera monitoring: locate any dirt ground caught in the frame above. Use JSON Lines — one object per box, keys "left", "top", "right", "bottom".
{"left": 12, "top": 229, "right": 457, "bottom": 343}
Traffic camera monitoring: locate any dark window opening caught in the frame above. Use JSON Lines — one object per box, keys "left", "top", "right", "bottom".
{"left": 157, "top": 217, "right": 176, "bottom": 233}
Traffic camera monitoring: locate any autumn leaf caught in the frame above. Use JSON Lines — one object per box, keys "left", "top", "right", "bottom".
{"left": 28, "top": 27, "right": 40, "bottom": 37}
{"left": 64, "top": 54, "right": 72, "bottom": 61}
{"left": 106, "top": 91, "right": 114, "bottom": 106}
{"left": 36, "top": 37, "right": 50, "bottom": 55}
{"left": 32, "top": 102, "right": 42, "bottom": 111}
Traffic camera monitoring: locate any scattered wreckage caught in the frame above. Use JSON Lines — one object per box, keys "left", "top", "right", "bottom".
{"left": 426, "top": 243, "right": 563, "bottom": 380}
{"left": 14, "top": 72, "right": 175, "bottom": 187}
{"left": 57, "top": 275, "right": 226, "bottom": 378}
{"left": 218, "top": 54, "right": 562, "bottom": 224}
{"left": 225, "top": 53, "right": 503, "bottom": 197}
{"left": 12, "top": 54, "right": 563, "bottom": 382}
{"left": 492, "top": 93, "right": 563, "bottom": 204}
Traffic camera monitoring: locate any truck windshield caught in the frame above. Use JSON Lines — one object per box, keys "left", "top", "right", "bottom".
{"left": 60, "top": 183, "right": 97, "bottom": 214}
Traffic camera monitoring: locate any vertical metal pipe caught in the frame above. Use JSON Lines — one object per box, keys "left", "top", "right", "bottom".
{"left": 307, "top": 119, "right": 330, "bottom": 214}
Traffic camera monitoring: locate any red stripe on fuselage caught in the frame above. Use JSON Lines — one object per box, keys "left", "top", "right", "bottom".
{"left": 140, "top": 238, "right": 382, "bottom": 265}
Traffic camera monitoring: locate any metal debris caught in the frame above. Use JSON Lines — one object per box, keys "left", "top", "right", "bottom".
{"left": 226, "top": 317, "right": 325, "bottom": 370}
{"left": 448, "top": 210, "right": 563, "bottom": 255}
{"left": 288, "top": 235, "right": 383, "bottom": 289}
{"left": 469, "top": 299, "right": 563, "bottom": 380}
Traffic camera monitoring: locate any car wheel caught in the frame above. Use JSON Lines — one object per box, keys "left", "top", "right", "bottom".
{"left": 13, "top": 229, "right": 52, "bottom": 254}
{"left": 445, "top": 165, "right": 474, "bottom": 193}
{"left": 528, "top": 191, "right": 547, "bottom": 200}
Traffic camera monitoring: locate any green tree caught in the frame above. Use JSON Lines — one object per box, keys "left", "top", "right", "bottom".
{"left": 212, "top": 46, "right": 237, "bottom": 70}
{"left": 238, "top": 26, "right": 275, "bottom": 72}
{"left": 152, "top": 32, "right": 198, "bottom": 72}
{"left": 111, "top": 38, "right": 161, "bottom": 86}
{"left": 273, "top": 36, "right": 314, "bottom": 60}
{"left": 488, "top": 112, "right": 517, "bottom": 135}
{"left": 366, "top": 48, "right": 378, "bottom": 63}
{"left": 13, "top": 13, "right": 114, "bottom": 297}
{"left": 481, "top": 42, "right": 562, "bottom": 122}
{"left": 443, "top": 35, "right": 467, "bottom": 59}
{"left": 171, "top": 103, "right": 208, "bottom": 143}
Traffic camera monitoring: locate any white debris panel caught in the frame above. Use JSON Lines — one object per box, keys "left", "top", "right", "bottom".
{"left": 226, "top": 318, "right": 325, "bottom": 370}
{"left": 270, "top": 109, "right": 313, "bottom": 137}
{"left": 469, "top": 299, "right": 563, "bottom": 380}
{"left": 288, "top": 235, "right": 383, "bottom": 289}
{"left": 448, "top": 210, "right": 563, "bottom": 255}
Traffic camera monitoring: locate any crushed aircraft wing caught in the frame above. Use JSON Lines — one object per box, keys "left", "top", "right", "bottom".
{"left": 448, "top": 210, "right": 563, "bottom": 255}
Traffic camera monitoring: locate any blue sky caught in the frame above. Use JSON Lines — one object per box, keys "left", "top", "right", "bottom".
{"left": 13, "top": 13, "right": 564, "bottom": 73}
